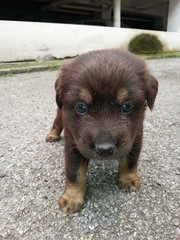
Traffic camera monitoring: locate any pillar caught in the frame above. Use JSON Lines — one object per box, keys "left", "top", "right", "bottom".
{"left": 167, "top": 0, "right": 180, "bottom": 32}
{"left": 113, "top": 0, "right": 121, "bottom": 28}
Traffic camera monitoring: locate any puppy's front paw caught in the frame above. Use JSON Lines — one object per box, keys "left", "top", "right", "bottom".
{"left": 118, "top": 175, "right": 140, "bottom": 192}
{"left": 58, "top": 192, "right": 84, "bottom": 214}
{"left": 46, "top": 133, "right": 60, "bottom": 142}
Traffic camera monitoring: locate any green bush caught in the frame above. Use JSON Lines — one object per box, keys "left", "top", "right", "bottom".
{"left": 128, "top": 33, "right": 163, "bottom": 54}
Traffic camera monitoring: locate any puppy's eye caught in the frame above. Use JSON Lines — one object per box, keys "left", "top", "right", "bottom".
{"left": 121, "top": 102, "right": 133, "bottom": 113}
{"left": 75, "top": 102, "right": 87, "bottom": 114}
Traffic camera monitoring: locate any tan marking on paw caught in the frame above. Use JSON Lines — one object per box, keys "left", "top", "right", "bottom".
{"left": 46, "top": 128, "right": 60, "bottom": 142}
{"left": 118, "top": 173, "right": 140, "bottom": 192}
{"left": 59, "top": 191, "right": 84, "bottom": 214}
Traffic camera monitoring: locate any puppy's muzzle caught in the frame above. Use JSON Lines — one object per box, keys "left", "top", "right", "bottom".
{"left": 95, "top": 142, "right": 116, "bottom": 157}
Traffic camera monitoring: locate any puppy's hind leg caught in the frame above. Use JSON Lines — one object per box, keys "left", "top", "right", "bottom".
{"left": 46, "top": 108, "right": 63, "bottom": 142}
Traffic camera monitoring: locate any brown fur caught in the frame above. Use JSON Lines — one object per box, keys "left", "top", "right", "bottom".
{"left": 46, "top": 49, "right": 158, "bottom": 214}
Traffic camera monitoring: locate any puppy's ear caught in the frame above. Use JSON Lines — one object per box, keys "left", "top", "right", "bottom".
{"left": 145, "top": 73, "right": 158, "bottom": 110}
{"left": 56, "top": 94, "right": 63, "bottom": 109}
{"left": 55, "top": 74, "right": 63, "bottom": 109}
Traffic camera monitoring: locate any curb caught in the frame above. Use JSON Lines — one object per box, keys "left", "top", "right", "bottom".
{"left": 0, "top": 63, "right": 60, "bottom": 76}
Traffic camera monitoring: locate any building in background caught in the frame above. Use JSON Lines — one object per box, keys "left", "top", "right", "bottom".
{"left": 0, "top": 0, "right": 180, "bottom": 62}
{"left": 0, "top": 0, "right": 180, "bottom": 32}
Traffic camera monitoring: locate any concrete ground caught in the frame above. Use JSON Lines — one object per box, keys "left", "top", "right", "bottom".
{"left": 0, "top": 58, "right": 180, "bottom": 240}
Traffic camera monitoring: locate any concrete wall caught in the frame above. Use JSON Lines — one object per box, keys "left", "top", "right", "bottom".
{"left": 0, "top": 20, "right": 180, "bottom": 62}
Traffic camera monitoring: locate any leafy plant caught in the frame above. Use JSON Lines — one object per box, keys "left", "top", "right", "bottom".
{"left": 128, "top": 33, "right": 163, "bottom": 54}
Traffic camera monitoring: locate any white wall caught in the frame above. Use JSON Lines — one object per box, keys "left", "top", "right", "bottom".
{"left": 0, "top": 20, "right": 180, "bottom": 62}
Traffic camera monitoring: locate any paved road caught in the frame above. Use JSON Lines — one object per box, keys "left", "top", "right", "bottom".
{"left": 0, "top": 58, "right": 180, "bottom": 240}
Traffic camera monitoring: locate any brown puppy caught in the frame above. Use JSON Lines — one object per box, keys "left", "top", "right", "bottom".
{"left": 46, "top": 49, "right": 158, "bottom": 214}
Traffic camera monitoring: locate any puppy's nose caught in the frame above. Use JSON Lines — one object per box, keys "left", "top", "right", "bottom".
{"left": 95, "top": 142, "right": 115, "bottom": 156}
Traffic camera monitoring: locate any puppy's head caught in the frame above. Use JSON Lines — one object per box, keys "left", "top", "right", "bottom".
{"left": 55, "top": 50, "right": 158, "bottom": 160}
